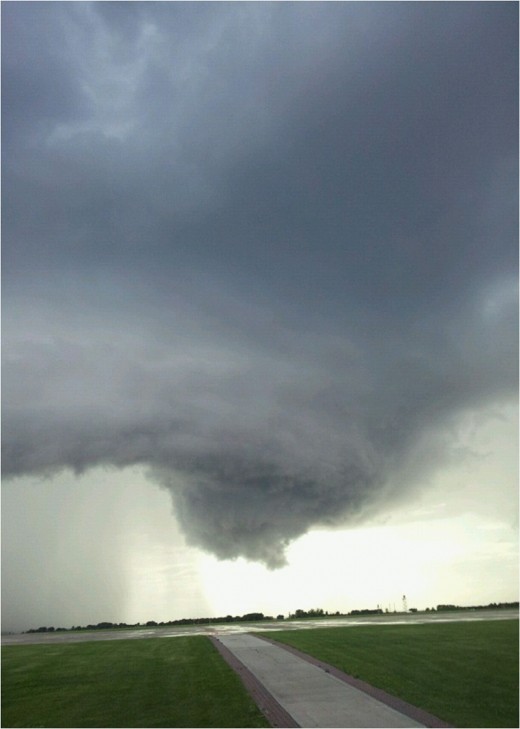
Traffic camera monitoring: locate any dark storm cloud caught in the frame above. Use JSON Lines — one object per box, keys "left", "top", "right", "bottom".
{"left": 2, "top": 2, "right": 517, "bottom": 566}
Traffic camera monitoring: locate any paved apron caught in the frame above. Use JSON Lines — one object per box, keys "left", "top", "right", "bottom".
{"left": 216, "top": 633, "right": 424, "bottom": 728}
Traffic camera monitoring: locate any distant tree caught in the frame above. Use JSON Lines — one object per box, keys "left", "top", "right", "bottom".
{"left": 306, "top": 608, "right": 322, "bottom": 617}
{"left": 289, "top": 608, "right": 328, "bottom": 619}
{"left": 277, "top": 614, "right": 285, "bottom": 620}
{"left": 241, "top": 612, "right": 264, "bottom": 621}
{"left": 146, "top": 620, "right": 158, "bottom": 626}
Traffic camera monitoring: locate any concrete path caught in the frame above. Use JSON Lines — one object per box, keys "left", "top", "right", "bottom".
{"left": 216, "top": 633, "right": 425, "bottom": 728}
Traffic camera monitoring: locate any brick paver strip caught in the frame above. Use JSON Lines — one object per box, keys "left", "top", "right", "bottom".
{"left": 210, "top": 635, "right": 299, "bottom": 727}
{"left": 256, "top": 634, "right": 452, "bottom": 728}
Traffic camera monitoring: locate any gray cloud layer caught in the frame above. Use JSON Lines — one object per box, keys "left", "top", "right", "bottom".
{"left": 3, "top": 2, "right": 517, "bottom": 566}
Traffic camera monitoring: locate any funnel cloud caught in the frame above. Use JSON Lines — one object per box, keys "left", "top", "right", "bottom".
{"left": 2, "top": 2, "right": 518, "bottom": 568}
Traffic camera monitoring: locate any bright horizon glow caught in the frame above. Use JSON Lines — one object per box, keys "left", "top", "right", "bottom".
{"left": 198, "top": 514, "right": 518, "bottom": 619}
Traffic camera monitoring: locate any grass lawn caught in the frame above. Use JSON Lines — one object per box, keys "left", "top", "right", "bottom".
{"left": 1, "top": 636, "right": 270, "bottom": 728}
{"left": 266, "top": 619, "right": 519, "bottom": 728}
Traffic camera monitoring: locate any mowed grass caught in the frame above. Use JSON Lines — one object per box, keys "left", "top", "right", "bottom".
{"left": 267, "top": 619, "right": 519, "bottom": 728}
{"left": 1, "top": 636, "right": 270, "bottom": 728}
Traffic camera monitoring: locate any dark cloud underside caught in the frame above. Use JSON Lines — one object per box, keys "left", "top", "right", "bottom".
{"left": 2, "top": 2, "right": 517, "bottom": 566}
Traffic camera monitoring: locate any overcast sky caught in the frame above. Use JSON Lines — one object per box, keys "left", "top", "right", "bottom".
{"left": 2, "top": 2, "right": 518, "bottom": 633}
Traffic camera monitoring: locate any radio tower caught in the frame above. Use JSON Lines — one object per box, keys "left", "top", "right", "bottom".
{"left": 402, "top": 595, "right": 408, "bottom": 613}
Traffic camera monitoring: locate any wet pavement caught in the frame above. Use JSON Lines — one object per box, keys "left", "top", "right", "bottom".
{"left": 2, "top": 609, "right": 517, "bottom": 646}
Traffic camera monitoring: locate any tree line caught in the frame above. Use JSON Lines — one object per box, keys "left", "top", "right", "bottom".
{"left": 25, "top": 601, "right": 518, "bottom": 634}
{"left": 26, "top": 612, "right": 282, "bottom": 633}
{"left": 435, "top": 601, "right": 518, "bottom": 612}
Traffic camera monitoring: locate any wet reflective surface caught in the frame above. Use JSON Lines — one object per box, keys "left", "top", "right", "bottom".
{"left": 2, "top": 609, "right": 517, "bottom": 646}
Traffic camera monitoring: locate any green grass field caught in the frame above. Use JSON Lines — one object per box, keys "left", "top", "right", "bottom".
{"left": 266, "top": 619, "right": 519, "bottom": 728}
{"left": 3, "top": 620, "right": 518, "bottom": 728}
{"left": 1, "top": 636, "right": 270, "bottom": 728}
